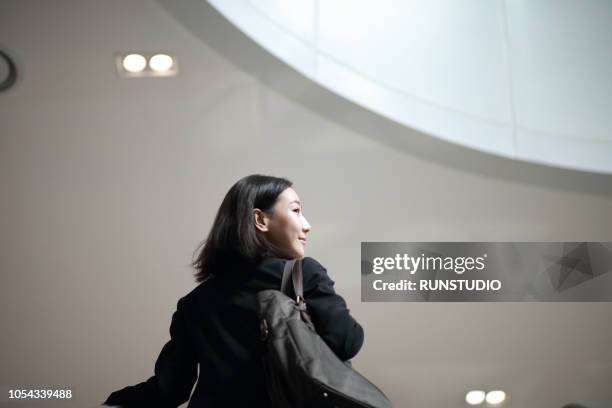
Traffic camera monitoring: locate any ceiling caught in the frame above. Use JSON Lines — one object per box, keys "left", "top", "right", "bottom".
{"left": 206, "top": 0, "right": 612, "bottom": 174}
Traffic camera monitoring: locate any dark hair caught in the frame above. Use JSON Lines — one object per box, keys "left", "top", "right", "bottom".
{"left": 192, "top": 174, "right": 293, "bottom": 283}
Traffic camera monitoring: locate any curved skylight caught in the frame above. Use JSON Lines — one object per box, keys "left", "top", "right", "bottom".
{"left": 208, "top": 0, "right": 612, "bottom": 174}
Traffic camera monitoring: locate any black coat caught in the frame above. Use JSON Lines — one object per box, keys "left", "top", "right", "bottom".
{"left": 103, "top": 256, "right": 365, "bottom": 407}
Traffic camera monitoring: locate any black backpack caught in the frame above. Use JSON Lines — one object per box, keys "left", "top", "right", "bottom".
{"left": 256, "top": 258, "right": 393, "bottom": 408}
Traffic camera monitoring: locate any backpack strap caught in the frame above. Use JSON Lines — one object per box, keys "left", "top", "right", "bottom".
{"left": 292, "top": 258, "right": 304, "bottom": 302}
{"left": 281, "top": 259, "right": 296, "bottom": 296}
{"left": 281, "top": 258, "right": 314, "bottom": 326}
{"left": 281, "top": 258, "right": 305, "bottom": 302}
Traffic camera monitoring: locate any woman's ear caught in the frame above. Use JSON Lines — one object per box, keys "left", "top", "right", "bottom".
{"left": 253, "top": 208, "right": 269, "bottom": 232}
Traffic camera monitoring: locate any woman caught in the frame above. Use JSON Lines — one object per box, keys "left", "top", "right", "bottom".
{"left": 103, "top": 174, "right": 364, "bottom": 407}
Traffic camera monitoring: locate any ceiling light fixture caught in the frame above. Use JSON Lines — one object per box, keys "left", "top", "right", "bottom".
{"left": 149, "top": 54, "right": 174, "bottom": 72}
{"left": 485, "top": 390, "right": 506, "bottom": 405}
{"left": 116, "top": 52, "right": 178, "bottom": 78}
{"left": 465, "top": 390, "right": 486, "bottom": 405}
{"left": 121, "top": 54, "right": 147, "bottom": 73}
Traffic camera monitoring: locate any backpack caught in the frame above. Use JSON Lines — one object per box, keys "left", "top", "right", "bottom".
{"left": 256, "top": 258, "right": 393, "bottom": 408}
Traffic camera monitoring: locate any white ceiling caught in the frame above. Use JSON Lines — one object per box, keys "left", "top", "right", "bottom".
{"left": 208, "top": 0, "right": 612, "bottom": 174}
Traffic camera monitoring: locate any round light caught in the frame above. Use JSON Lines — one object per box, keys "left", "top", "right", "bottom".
{"left": 149, "top": 54, "right": 174, "bottom": 72}
{"left": 485, "top": 390, "right": 506, "bottom": 405}
{"left": 122, "top": 54, "right": 146, "bottom": 73}
{"left": 465, "top": 390, "right": 486, "bottom": 405}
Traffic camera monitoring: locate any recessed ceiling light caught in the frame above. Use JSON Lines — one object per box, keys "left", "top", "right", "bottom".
{"left": 116, "top": 52, "right": 178, "bottom": 77}
{"left": 122, "top": 54, "right": 146, "bottom": 73}
{"left": 465, "top": 390, "right": 486, "bottom": 405}
{"left": 486, "top": 390, "right": 506, "bottom": 405}
{"left": 149, "top": 54, "right": 174, "bottom": 72}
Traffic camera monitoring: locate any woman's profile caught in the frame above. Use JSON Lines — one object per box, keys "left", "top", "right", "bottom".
{"left": 103, "top": 174, "right": 364, "bottom": 407}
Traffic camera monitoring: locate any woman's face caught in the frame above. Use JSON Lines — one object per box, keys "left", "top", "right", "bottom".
{"left": 255, "top": 187, "right": 311, "bottom": 259}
